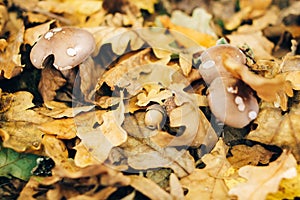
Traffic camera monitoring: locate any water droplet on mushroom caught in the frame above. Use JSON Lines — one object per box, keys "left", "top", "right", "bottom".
{"left": 234, "top": 96, "right": 243, "bottom": 105}
{"left": 248, "top": 111, "right": 257, "bottom": 120}
{"left": 237, "top": 103, "right": 245, "bottom": 111}
{"left": 52, "top": 27, "right": 62, "bottom": 32}
{"left": 44, "top": 31, "right": 54, "bottom": 40}
{"left": 202, "top": 60, "right": 215, "bottom": 69}
{"left": 67, "top": 47, "right": 77, "bottom": 57}
{"left": 227, "top": 86, "right": 238, "bottom": 94}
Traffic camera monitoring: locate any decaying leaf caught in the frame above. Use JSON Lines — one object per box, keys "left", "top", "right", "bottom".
{"left": 0, "top": 13, "right": 24, "bottom": 79}
{"left": 0, "top": 91, "right": 51, "bottom": 152}
{"left": 247, "top": 104, "right": 300, "bottom": 161}
{"left": 129, "top": 175, "right": 173, "bottom": 200}
{"left": 229, "top": 150, "right": 297, "bottom": 200}
{"left": 38, "top": 65, "right": 67, "bottom": 102}
{"left": 159, "top": 15, "right": 216, "bottom": 48}
{"left": 180, "top": 139, "right": 231, "bottom": 200}
{"left": 267, "top": 164, "right": 300, "bottom": 199}
{"left": 227, "top": 144, "right": 274, "bottom": 168}
{"left": 223, "top": 55, "right": 293, "bottom": 110}
{"left": 137, "top": 83, "right": 173, "bottom": 106}
{"left": 227, "top": 31, "right": 274, "bottom": 60}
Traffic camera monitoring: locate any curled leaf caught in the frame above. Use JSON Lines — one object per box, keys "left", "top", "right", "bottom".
{"left": 229, "top": 151, "right": 297, "bottom": 200}
{"left": 223, "top": 55, "right": 293, "bottom": 110}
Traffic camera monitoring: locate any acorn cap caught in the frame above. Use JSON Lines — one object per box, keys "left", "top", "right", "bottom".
{"left": 30, "top": 27, "right": 95, "bottom": 71}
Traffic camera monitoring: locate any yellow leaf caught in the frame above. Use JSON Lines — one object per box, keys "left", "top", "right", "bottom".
{"left": 180, "top": 139, "right": 231, "bottom": 200}
{"left": 267, "top": 165, "right": 300, "bottom": 199}
{"left": 229, "top": 151, "right": 297, "bottom": 200}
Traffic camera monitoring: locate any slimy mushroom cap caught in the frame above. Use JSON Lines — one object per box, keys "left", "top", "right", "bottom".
{"left": 208, "top": 77, "right": 259, "bottom": 128}
{"left": 30, "top": 27, "right": 95, "bottom": 71}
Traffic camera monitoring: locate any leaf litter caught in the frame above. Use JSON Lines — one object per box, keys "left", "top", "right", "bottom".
{"left": 0, "top": 0, "right": 300, "bottom": 199}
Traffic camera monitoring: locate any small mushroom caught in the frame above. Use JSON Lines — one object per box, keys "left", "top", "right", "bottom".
{"left": 198, "top": 44, "right": 246, "bottom": 84}
{"left": 144, "top": 104, "right": 166, "bottom": 130}
{"left": 30, "top": 27, "right": 95, "bottom": 71}
{"left": 207, "top": 77, "right": 259, "bottom": 128}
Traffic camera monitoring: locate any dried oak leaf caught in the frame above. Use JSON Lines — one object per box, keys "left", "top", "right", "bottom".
{"left": 0, "top": 91, "right": 51, "bottom": 152}
{"left": 180, "top": 139, "right": 232, "bottom": 200}
{"left": 129, "top": 175, "right": 173, "bottom": 200}
{"left": 170, "top": 173, "right": 185, "bottom": 200}
{"left": 36, "top": 0, "right": 102, "bottom": 26}
{"left": 227, "top": 31, "right": 274, "bottom": 60}
{"left": 136, "top": 83, "right": 173, "bottom": 106}
{"left": 223, "top": 55, "right": 293, "bottom": 111}
{"left": 38, "top": 117, "right": 77, "bottom": 139}
{"left": 228, "top": 151, "right": 297, "bottom": 200}
{"left": 267, "top": 164, "right": 300, "bottom": 199}
{"left": 247, "top": 104, "right": 300, "bottom": 161}
{"left": 24, "top": 20, "right": 57, "bottom": 46}
{"left": 97, "top": 49, "right": 177, "bottom": 96}
{"left": 38, "top": 65, "right": 67, "bottom": 102}
{"left": 0, "top": 13, "right": 24, "bottom": 79}
{"left": 127, "top": 143, "right": 195, "bottom": 177}
{"left": 75, "top": 98, "right": 127, "bottom": 165}
{"left": 151, "top": 100, "right": 217, "bottom": 150}
{"left": 36, "top": 101, "right": 94, "bottom": 118}
{"left": 227, "top": 144, "right": 274, "bottom": 168}
{"left": 159, "top": 15, "right": 216, "bottom": 48}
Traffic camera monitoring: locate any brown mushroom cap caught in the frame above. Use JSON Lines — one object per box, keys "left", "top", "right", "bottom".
{"left": 207, "top": 77, "right": 259, "bottom": 128}
{"left": 199, "top": 44, "right": 246, "bottom": 84}
{"left": 30, "top": 27, "right": 95, "bottom": 71}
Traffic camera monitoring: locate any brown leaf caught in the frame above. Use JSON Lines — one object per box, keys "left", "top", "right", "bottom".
{"left": 24, "top": 20, "right": 57, "bottom": 45}
{"left": 228, "top": 144, "right": 274, "bottom": 168}
{"left": 227, "top": 31, "right": 274, "bottom": 60}
{"left": 180, "top": 139, "right": 231, "bottom": 200}
{"left": 38, "top": 65, "right": 67, "bottom": 102}
{"left": 0, "top": 13, "right": 24, "bottom": 79}
{"left": 247, "top": 104, "right": 300, "bottom": 161}
{"left": 223, "top": 55, "right": 293, "bottom": 110}
{"left": 38, "top": 118, "right": 77, "bottom": 139}
{"left": 0, "top": 91, "right": 51, "bottom": 152}
{"left": 228, "top": 151, "right": 297, "bottom": 200}
{"left": 169, "top": 173, "right": 185, "bottom": 200}
{"left": 129, "top": 175, "right": 173, "bottom": 200}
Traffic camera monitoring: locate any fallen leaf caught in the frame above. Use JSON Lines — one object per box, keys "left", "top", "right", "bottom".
{"left": 266, "top": 164, "right": 300, "bottom": 199}
{"left": 0, "top": 145, "right": 38, "bottom": 181}
{"left": 129, "top": 175, "right": 173, "bottom": 200}
{"left": 127, "top": 143, "right": 195, "bottom": 177}
{"left": 38, "top": 118, "right": 77, "bottom": 139}
{"left": 227, "top": 31, "right": 274, "bottom": 60}
{"left": 169, "top": 173, "right": 185, "bottom": 200}
{"left": 0, "top": 12, "right": 24, "bottom": 79}
{"left": 0, "top": 91, "right": 51, "bottom": 152}
{"left": 247, "top": 104, "right": 300, "bottom": 161}
{"left": 38, "top": 65, "right": 67, "bottom": 102}
{"left": 180, "top": 139, "right": 231, "bottom": 200}
{"left": 223, "top": 55, "right": 293, "bottom": 111}
{"left": 24, "top": 20, "right": 57, "bottom": 45}
{"left": 229, "top": 151, "right": 297, "bottom": 200}
{"left": 228, "top": 144, "right": 274, "bottom": 168}
{"left": 137, "top": 84, "right": 173, "bottom": 106}
{"left": 159, "top": 15, "right": 216, "bottom": 48}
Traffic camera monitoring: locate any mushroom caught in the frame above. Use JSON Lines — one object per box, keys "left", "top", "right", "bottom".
{"left": 207, "top": 77, "right": 259, "bottom": 128}
{"left": 144, "top": 104, "right": 166, "bottom": 130}
{"left": 198, "top": 44, "right": 259, "bottom": 128}
{"left": 30, "top": 27, "right": 95, "bottom": 71}
{"left": 198, "top": 44, "right": 247, "bottom": 84}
